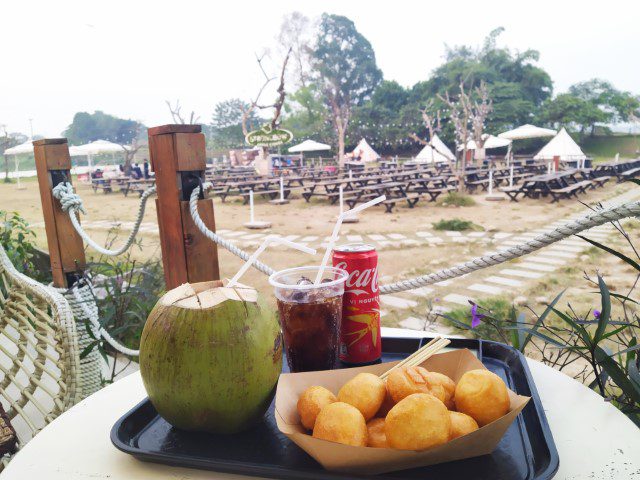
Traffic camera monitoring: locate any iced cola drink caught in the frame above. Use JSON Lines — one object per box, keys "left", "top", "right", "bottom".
{"left": 269, "top": 266, "right": 348, "bottom": 372}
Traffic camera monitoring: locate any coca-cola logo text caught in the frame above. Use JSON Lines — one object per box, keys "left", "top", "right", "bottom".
{"left": 335, "top": 261, "right": 379, "bottom": 294}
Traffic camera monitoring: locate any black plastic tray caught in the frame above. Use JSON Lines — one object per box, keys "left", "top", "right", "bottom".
{"left": 111, "top": 337, "right": 559, "bottom": 479}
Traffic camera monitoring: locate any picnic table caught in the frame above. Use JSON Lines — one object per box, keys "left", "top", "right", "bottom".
{"left": 122, "top": 178, "right": 155, "bottom": 197}
{"left": 501, "top": 169, "right": 592, "bottom": 202}
{"left": 592, "top": 159, "right": 640, "bottom": 182}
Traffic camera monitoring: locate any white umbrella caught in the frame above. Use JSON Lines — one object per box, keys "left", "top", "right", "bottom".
{"left": 70, "top": 140, "right": 128, "bottom": 168}
{"left": 4, "top": 140, "right": 33, "bottom": 155}
{"left": 4, "top": 140, "right": 33, "bottom": 189}
{"left": 458, "top": 134, "right": 512, "bottom": 150}
{"left": 498, "top": 124, "right": 557, "bottom": 140}
{"left": 288, "top": 140, "right": 331, "bottom": 152}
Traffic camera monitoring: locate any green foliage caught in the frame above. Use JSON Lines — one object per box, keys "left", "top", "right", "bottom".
{"left": 432, "top": 218, "right": 481, "bottom": 231}
{"left": 539, "top": 79, "right": 640, "bottom": 137}
{"left": 64, "top": 111, "right": 142, "bottom": 145}
{"left": 209, "top": 98, "right": 260, "bottom": 149}
{"left": 312, "top": 14, "right": 382, "bottom": 155}
{"left": 0, "top": 210, "right": 49, "bottom": 282}
{"left": 281, "top": 85, "right": 332, "bottom": 143}
{"left": 437, "top": 192, "right": 476, "bottom": 207}
{"left": 444, "top": 221, "right": 640, "bottom": 426}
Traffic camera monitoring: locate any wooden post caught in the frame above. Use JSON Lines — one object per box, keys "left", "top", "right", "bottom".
{"left": 33, "top": 138, "right": 86, "bottom": 287}
{"left": 148, "top": 124, "right": 220, "bottom": 289}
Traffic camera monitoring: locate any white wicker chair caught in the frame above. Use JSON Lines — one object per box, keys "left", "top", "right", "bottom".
{"left": 0, "top": 244, "right": 82, "bottom": 469}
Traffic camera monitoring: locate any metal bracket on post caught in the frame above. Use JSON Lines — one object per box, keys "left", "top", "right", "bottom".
{"left": 148, "top": 124, "right": 220, "bottom": 289}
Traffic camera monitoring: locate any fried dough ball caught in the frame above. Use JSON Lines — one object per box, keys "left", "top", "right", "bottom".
{"left": 297, "top": 386, "right": 337, "bottom": 430}
{"left": 455, "top": 369, "right": 510, "bottom": 426}
{"left": 337, "top": 373, "right": 386, "bottom": 421}
{"left": 312, "top": 402, "right": 367, "bottom": 447}
{"left": 386, "top": 366, "right": 456, "bottom": 408}
{"left": 449, "top": 411, "right": 479, "bottom": 440}
{"left": 376, "top": 386, "right": 396, "bottom": 418}
{"left": 385, "top": 393, "right": 451, "bottom": 450}
{"left": 366, "top": 418, "right": 389, "bottom": 448}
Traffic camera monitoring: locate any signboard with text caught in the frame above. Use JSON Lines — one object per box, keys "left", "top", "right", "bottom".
{"left": 245, "top": 124, "right": 293, "bottom": 147}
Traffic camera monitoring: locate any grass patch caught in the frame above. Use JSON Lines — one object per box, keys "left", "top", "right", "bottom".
{"left": 432, "top": 218, "right": 482, "bottom": 231}
{"left": 437, "top": 192, "right": 476, "bottom": 207}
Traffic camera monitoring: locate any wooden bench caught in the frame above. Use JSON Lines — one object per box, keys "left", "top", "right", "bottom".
{"left": 413, "top": 186, "right": 456, "bottom": 202}
{"left": 618, "top": 168, "right": 640, "bottom": 182}
{"left": 239, "top": 188, "right": 291, "bottom": 204}
{"left": 91, "top": 180, "right": 113, "bottom": 194}
{"left": 380, "top": 193, "right": 422, "bottom": 213}
{"left": 549, "top": 181, "right": 592, "bottom": 202}
{"left": 499, "top": 186, "right": 526, "bottom": 202}
{"left": 590, "top": 176, "right": 611, "bottom": 188}
{"left": 466, "top": 179, "right": 491, "bottom": 194}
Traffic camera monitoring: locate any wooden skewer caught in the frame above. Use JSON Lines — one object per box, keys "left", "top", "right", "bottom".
{"left": 380, "top": 336, "right": 451, "bottom": 380}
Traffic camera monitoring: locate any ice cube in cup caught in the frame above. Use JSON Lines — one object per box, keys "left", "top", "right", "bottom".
{"left": 269, "top": 266, "right": 348, "bottom": 372}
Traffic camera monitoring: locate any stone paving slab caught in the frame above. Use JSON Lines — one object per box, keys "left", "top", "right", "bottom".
{"left": 541, "top": 250, "right": 577, "bottom": 259}
{"left": 346, "top": 235, "right": 363, "bottom": 242}
{"left": 517, "top": 262, "right": 557, "bottom": 272}
{"left": 380, "top": 295, "right": 418, "bottom": 309}
{"left": 368, "top": 234, "right": 387, "bottom": 241}
{"left": 485, "top": 275, "right": 523, "bottom": 287}
{"left": 499, "top": 268, "right": 543, "bottom": 279}
{"left": 443, "top": 293, "right": 474, "bottom": 306}
{"left": 528, "top": 256, "right": 566, "bottom": 265}
{"left": 416, "top": 231, "right": 433, "bottom": 237}
{"left": 468, "top": 283, "right": 504, "bottom": 295}
{"left": 387, "top": 233, "right": 407, "bottom": 240}
{"left": 405, "top": 286, "right": 434, "bottom": 297}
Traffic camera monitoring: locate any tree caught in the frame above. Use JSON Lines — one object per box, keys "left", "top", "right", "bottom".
{"left": 439, "top": 82, "right": 493, "bottom": 190}
{"left": 568, "top": 79, "right": 640, "bottom": 135}
{"left": 166, "top": 100, "right": 200, "bottom": 125}
{"left": 210, "top": 99, "right": 258, "bottom": 149}
{"left": 277, "top": 12, "right": 313, "bottom": 88}
{"left": 411, "top": 28, "right": 552, "bottom": 134}
{"left": 312, "top": 14, "right": 382, "bottom": 164}
{"left": 63, "top": 111, "right": 142, "bottom": 145}
{"left": 538, "top": 93, "right": 605, "bottom": 137}
{"left": 281, "top": 85, "right": 332, "bottom": 143}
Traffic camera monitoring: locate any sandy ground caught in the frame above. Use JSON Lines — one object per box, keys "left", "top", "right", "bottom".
{"left": 1, "top": 176, "right": 636, "bottom": 320}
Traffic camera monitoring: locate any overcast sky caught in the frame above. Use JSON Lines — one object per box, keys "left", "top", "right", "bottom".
{"left": 2, "top": 0, "right": 639, "bottom": 137}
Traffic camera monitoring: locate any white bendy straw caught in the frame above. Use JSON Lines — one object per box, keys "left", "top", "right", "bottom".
{"left": 228, "top": 236, "right": 316, "bottom": 288}
{"left": 314, "top": 195, "right": 386, "bottom": 285}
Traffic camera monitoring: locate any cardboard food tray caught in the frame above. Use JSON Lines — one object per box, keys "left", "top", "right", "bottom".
{"left": 111, "top": 337, "right": 559, "bottom": 479}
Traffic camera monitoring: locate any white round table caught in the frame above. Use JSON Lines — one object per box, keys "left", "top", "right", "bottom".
{"left": 3, "top": 328, "right": 640, "bottom": 479}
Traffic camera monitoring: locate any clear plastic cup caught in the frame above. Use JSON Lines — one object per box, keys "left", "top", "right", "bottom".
{"left": 269, "top": 266, "right": 348, "bottom": 372}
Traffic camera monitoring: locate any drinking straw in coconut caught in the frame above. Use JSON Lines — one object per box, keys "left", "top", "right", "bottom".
{"left": 228, "top": 235, "right": 316, "bottom": 288}
{"left": 314, "top": 195, "right": 386, "bottom": 285}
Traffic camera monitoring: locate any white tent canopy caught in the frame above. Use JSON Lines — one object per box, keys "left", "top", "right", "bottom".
{"left": 4, "top": 141, "right": 33, "bottom": 156}
{"left": 288, "top": 139, "right": 331, "bottom": 153}
{"left": 69, "top": 140, "right": 127, "bottom": 156}
{"left": 69, "top": 140, "right": 128, "bottom": 168}
{"left": 458, "top": 134, "right": 511, "bottom": 151}
{"left": 349, "top": 138, "right": 379, "bottom": 163}
{"left": 415, "top": 134, "right": 455, "bottom": 163}
{"left": 534, "top": 128, "right": 586, "bottom": 162}
{"left": 498, "top": 124, "right": 557, "bottom": 140}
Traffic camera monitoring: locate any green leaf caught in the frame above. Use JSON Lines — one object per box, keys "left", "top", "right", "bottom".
{"left": 511, "top": 328, "right": 567, "bottom": 348}
{"left": 608, "top": 292, "right": 640, "bottom": 305}
{"left": 80, "top": 341, "right": 99, "bottom": 359}
{"left": 601, "top": 325, "right": 629, "bottom": 340}
{"left": 522, "top": 290, "right": 565, "bottom": 352}
{"left": 617, "top": 343, "right": 640, "bottom": 356}
{"left": 551, "top": 307, "right": 592, "bottom": 346}
{"left": 595, "top": 346, "right": 640, "bottom": 405}
{"left": 594, "top": 275, "right": 611, "bottom": 343}
{"left": 576, "top": 235, "right": 640, "bottom": 272}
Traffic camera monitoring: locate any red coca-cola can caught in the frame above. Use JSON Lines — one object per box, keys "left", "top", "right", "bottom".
{"left": 332, "top": 243, "right": 381, "bottom": 365}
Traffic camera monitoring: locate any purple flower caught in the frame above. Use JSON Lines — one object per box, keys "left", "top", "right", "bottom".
{"left": 471, "top": 304, "right": 484, "bottom": 328}
{"left": 593, "top": 309, "right": 601, "bottom": 319}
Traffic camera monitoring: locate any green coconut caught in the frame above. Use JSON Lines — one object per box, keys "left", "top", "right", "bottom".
{"left": 139, "top": 280, "right": 282, "bottom": 434}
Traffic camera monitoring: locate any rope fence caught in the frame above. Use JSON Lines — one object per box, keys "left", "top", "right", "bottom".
{"left": 49, "top": 179, "right": 640, "bottom": 358}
